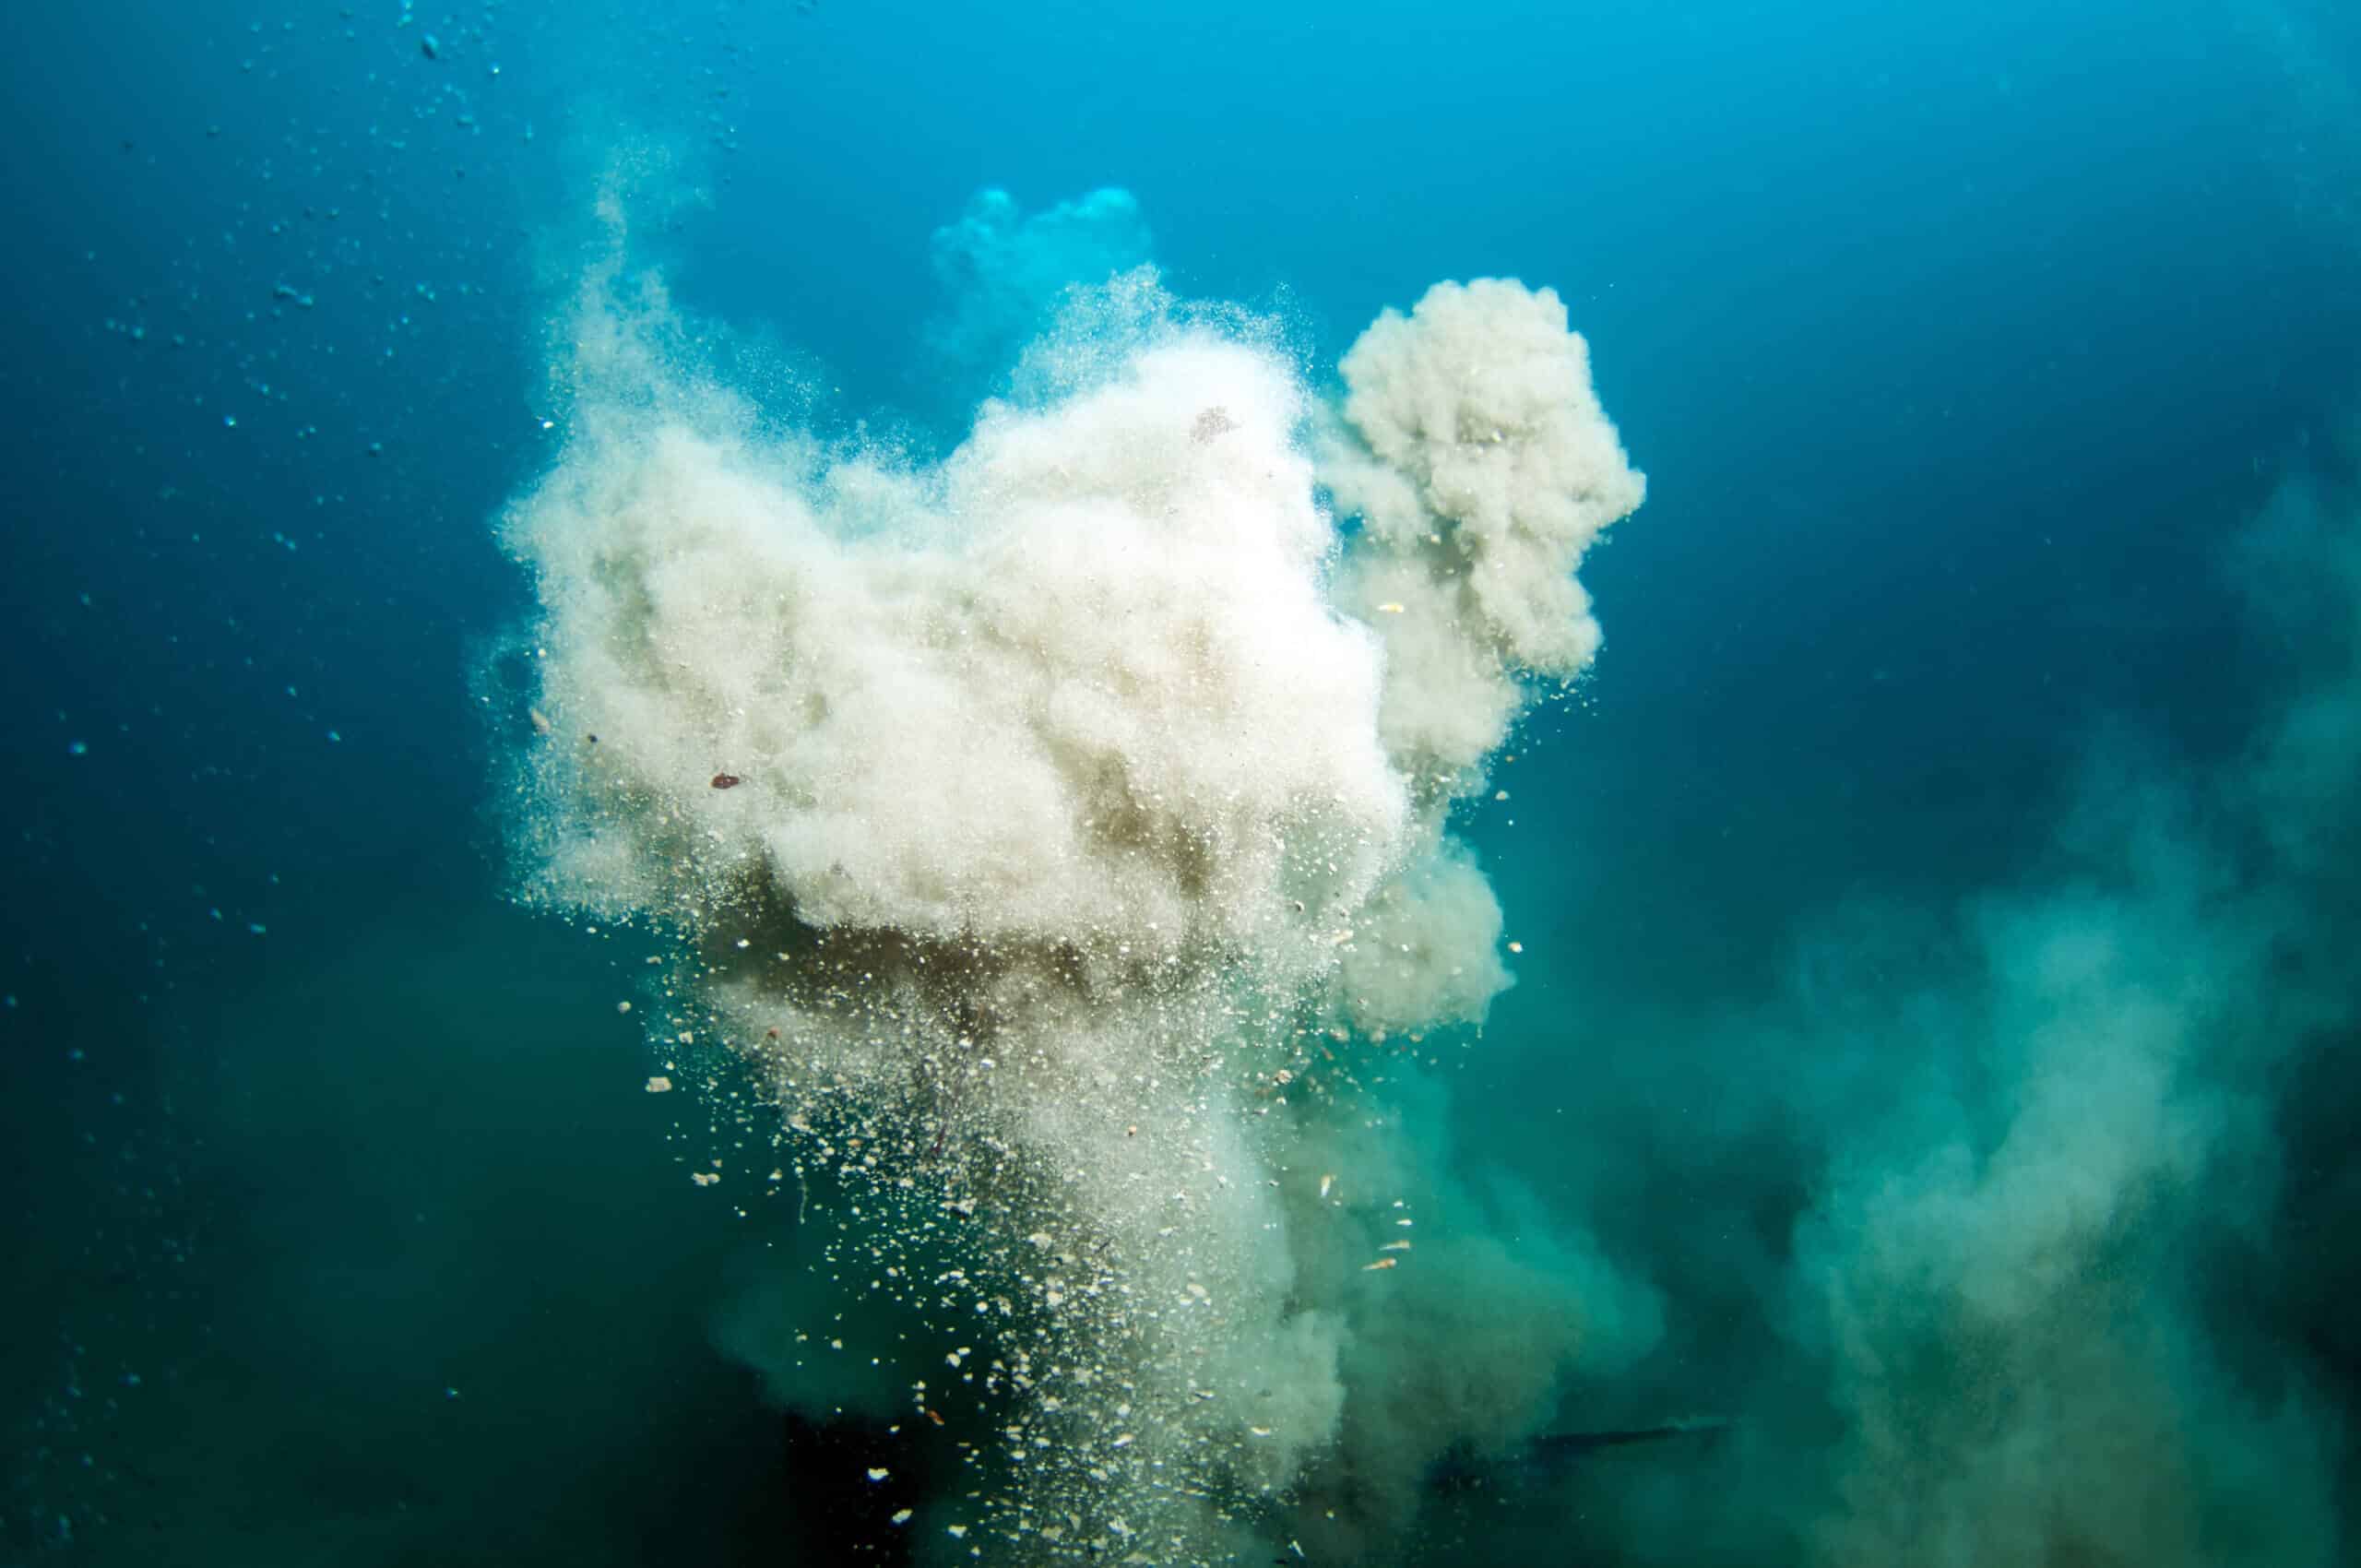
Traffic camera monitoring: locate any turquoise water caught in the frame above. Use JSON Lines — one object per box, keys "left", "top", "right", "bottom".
{"left": 5, "top": 2, "right": 2358, "bottom": 1562}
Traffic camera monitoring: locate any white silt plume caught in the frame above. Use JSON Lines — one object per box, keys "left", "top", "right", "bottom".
{"left": 497, "top": 251, "right": 1644, "bottom": 1561}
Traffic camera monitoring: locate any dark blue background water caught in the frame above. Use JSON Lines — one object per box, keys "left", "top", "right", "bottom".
{"left": 5, "top": 0, "right": 2358, "bottom": 1560}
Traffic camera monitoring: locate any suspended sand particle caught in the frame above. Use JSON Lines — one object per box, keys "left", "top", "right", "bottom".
{"left": 1381, "top": 1240, "right": 1412, "bottom": 1252}
{"left": 1190, "top": 405, "right": 1236, "bottom": 442}
{"left": 891, "top": 1510, "right": 912, "bottom": 1526}
{"left": 691, "top": 1171, "right": 718, "bottom": 1187}
{"left": 645, "top": 1075, "right": 673, "bottom": 1093}
{"left": 1375, "top": 601, "right": 1406, "bottom": 613}
{"left": 1508, "top": 941, "right": 1524, "bottom": 954}
{"left": 615, "top": 1000, "right": 632, "bottom": 1014}
{"left": 1319, "top": 1173, "right": 1335, "bottom": 1199}
{"left": 1363, "top": 1257, "right": 1398, "bottom": 1271}
{"left": 867, "top": 1467, "right": 890, "bottom": 1482}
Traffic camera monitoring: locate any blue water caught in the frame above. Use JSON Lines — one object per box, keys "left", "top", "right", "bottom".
{"left": 5, "top": 1, "right": 2358, "bottom": 1562}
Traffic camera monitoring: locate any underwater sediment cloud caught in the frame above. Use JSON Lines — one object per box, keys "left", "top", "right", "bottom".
{"left": 493, "top": 187, "right": 2358, "bottom": 1565}
{"left": 495, "top": 208, "right": 1649, "bottom": 1562}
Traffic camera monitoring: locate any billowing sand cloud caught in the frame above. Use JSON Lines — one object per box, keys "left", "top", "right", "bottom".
{"left": 494, "top": 208, "right": 1645, "bottom": 1561}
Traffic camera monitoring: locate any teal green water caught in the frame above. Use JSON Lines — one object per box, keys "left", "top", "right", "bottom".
{"left": 4, "top": 1, "right": 2358, "bottom": 1562}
